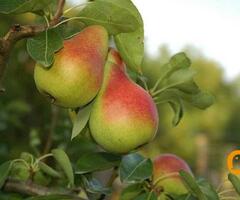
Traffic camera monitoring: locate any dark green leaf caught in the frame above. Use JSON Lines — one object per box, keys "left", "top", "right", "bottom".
{"left": 71, "top": 102, "right": 93, "bottom": 140}
{"left": 82, "top": 176, "right": 111, "bottom": 195}
{"left": 38, "top": 161, "right": 61, "bottom": 178}
{"left": 120, "top": 183, "right": 143, "bottom": 200}
{"left": 78, "top": 0, "right": 139, "bottom": 35}
{"left": 114, "top": 0, "right": 144, "bottom": 73}
{"left": 0, "top": 0, "right": 50, "bottom": 14}
{"left": 27, "top": 28, "right": 63, "bottom": 67}
{"left": 51, "top": 149, "right": 74, "bottom": 186}
{"left": 57, "top": 21, "right": 85, "bottom": 40}
{"left": 119, "top": 153, "right": 153, "bottom": 183}
{"left": 179, "top": 170, "right": 207, "bottom": 200}
{"left": 76, "top": 152, "right": 121, "bottom": 174}
{"left": 228, "top": 173, "right": 240, "bottom": 195}
{"left": 0, "top": 161, "right": 12, "bottom": 188}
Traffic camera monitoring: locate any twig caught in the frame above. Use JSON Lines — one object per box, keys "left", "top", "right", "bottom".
{"left": 2, "top": 178, "right": 85, "bottom": 200}
{"left": 42, "top": 105, "right": 59, "bottom": 155}
{"left": 0, "top": 0, "right": 65, "bottom": 92}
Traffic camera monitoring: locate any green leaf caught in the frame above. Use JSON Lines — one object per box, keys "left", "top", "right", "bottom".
{"left": 166, "top": 68, "right": 197, "bottom": 89}
{"left": 51, "top": 149, "right": 74, "bottom": 186}
{"left": 120, "top": 183, "right": 143, "bottom": 200}
{"left": 170, "top": 194, "right": 197, "bottom": 200}
{"left": 228, "top": 173, "right": 240, "bottom": 195}
{"left": 71, "top": 102, "right": 93, "bottom": 140}
{"left": 114, "top": 0, "right": 144, "bottom": 73}
{"left": 119, "top": 153, "right": 153, "bottom": 183}
{"left": 197, "top": 178, "right": 220, "bottom": 200}
{"left": 38, "top": 161, "right": 61, "bottom": 178}
{"left": 85, "top": 177, "right": 111, "bottom": 195}
{"left": 76, "top": 152, "right": 121, "bottom": 174}
{"left": 135, "top": 192, "right": 157, "bottom": 200}
{"left": 183, "top": 92, "right": 215, "bottom": 109}
{"left": 151, "top": 52, "right": 192, "bottom": 94}
{"left": 169, "top": 98, "right": 184, "bottom": 126}
{"left": 176, "top": 81, "right": 200, "bottom": 94}
{"left": 179, "top": 170, "right": 207, "bottom": 200}
{"left": 0, "top": 161, "right": 12, "bottom": 188}
{"left": 0, "top": 0, "right": 50, "bottom": 15}
{"left": 169, "top": 52, "right": 191, "bottom": 69}
{"left": 57, "top": 21, "right": 85, "bottom": 40}
{"left": 26, "top": 195, "right": 73, "bottom": 200}
{"left": 27, "top": 28, "right": 63, "bottom": 67}
{"left": 78, "top": 0, "right": 139, "bottom": 35}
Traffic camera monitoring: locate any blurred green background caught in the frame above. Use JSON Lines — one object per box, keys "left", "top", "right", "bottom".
{"left": 0, "top": 10, "right": 239, "bottom": 191}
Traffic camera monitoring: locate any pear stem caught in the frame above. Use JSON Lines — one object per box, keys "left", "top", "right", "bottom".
{"left": 53, "top": 17, "right": 87, "bottom": 28}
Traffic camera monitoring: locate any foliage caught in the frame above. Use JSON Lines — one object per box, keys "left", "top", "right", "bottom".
{"left": 0, "top": 0, "right": 239, "bottom": 200}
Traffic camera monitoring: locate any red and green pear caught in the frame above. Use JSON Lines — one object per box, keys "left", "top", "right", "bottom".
{"left": 34, "top": 25, "right": 109, "bottom": 108}
{"left": 153, "top": 154, "right": 192, "bottom": 197}
{"left": 89, "top": 49, "right": 159, "bottom": 154}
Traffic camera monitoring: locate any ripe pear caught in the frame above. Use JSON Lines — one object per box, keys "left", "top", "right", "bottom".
{"left": 153, "top": 154, "right": 192, "bottom": 197}
{"left": 89, "top": 49, "right": 159, "bottom": 154}
{"left": 34, "top": 25, "right": 109, "bottom": 108}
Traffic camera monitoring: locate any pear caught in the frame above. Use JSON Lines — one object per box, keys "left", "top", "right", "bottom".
{"left": 34, "top": 25, "right": 109, "bottom": 108}
{"left": 89, "top": 49, "right": 159, "bottom": 153}
{"left": 153, "top": 154, "right": 192, "bottom": 198}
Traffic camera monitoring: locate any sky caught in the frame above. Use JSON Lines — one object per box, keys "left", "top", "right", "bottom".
{"left": 70, "top": 0, "right": 240, "bottom": 81}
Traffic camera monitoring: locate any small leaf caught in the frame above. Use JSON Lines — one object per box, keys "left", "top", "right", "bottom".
{"left": 26, "top": 195, "right": 74, "bottom": 200}
{"left": 76, "top": 152, "right": 121, "bottom": 174}
{"left": 183, "top": 92, "right": 215, "bottom": 109}
{"left": 228, "top": 173, "right": 240, "bottom": 195}
{"left": 169, "top": 98, "right": 184, "bottom": 126}
{"left": 78, "top": 0, "right": 139, "bottom": 35}
{"left": 114, "top": 0, "right": 144, "bottom": 73}
{"left": 179, "top": 170, "right": 207, "bottom": 200}
{"left": 0, "top": 161, "right": 12, "bottom": 188}
{"left": 38, "top": 162, "right": 61, "bottom": 178}
{"left": 197, "top": 178, "right": 220, "bottom": 200}
{"left": 169, "top": 52, "right": 191, "bottom": 70}
{"left": 120, "top": 183, "right": 143, "bottom": 200}
{"left": 152, "top": 53, "right": 192, "bottom": 92}
{"left": 0, "top": 0, "right": 50, "bottom": 15}
{"left": 51, "top": 149, "right": 74, "bottom": 186}
{"left": 71, "top": 102, "right": 93, "bottom": 140}
{"left": 27, "top": 28, "right": 63, "bottom": 67}
{"left": 165, "top": 68, "right": 197, "bottom": 90}
{"left": 119, "top": 153, "right": 153, "bottom": 183}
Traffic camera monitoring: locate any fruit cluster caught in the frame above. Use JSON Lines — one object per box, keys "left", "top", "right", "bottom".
{"left": 34, "top": 25, "right": 159, "bottom": 154}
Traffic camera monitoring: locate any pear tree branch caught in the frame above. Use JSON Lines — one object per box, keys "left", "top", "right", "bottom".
{"left": 3, "top": 178, "right": 85, "bottom": 200}
{"left": 0, "top": 0, "right": 65, "bottom": 92}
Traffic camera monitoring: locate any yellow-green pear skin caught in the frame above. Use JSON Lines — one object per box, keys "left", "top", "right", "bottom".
{"left": 34, "top": 25, "right": 109, "bottom": 108}
{"left": 153, "top": 154, "right": 192, "bottom": 198}
{"left": 89, "top": 49, "right": 159, "bottom": 154}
